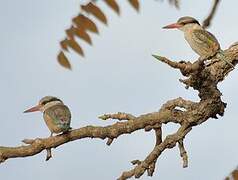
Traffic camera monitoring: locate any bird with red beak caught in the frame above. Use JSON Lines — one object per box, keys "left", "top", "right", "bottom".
{"left": 162, "top": 16, "right": 234, "bottom": 68}
{"left": 24, "top": 96, "right": 71, "bottom": 137}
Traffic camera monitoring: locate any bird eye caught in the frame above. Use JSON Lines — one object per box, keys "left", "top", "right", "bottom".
{"left": 41, "top": 101, "right": 47, "bottom": 105}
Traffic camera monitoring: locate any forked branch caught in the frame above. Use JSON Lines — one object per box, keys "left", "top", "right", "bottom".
{"left": 0, "top": 43, "right": 238, "bottom": 180}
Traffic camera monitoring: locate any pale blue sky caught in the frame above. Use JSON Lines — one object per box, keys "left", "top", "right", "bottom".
{"left": 0, "top": 0, "right": 238, "bottom": 179}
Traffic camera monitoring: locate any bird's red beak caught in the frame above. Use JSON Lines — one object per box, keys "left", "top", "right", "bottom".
{"left": 23, "top": 105, "right": 41, "bottom": 113}
{"left": 163, "top": 23, "right": 182, "bottom": 29}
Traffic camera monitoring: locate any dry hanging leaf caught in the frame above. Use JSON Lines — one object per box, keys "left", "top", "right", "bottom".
{"left": 128, "top": 0, "right": 140, "bottom": 11}
{"left": 66, "top": 26, "right": 92, "bottom": 45}
{"left": 58, "top": 0, "right": 144, "bottom": 69}
{"left": 66, "top": 27, "right": 74, "bottom": 40}
{"left": 65, "top": 26, "right": 92, "bottom": 45}
{"left": 66, "top": 39, "right": 84, "bottom": 57}
{"left": 81, "top": 2, "right": 107, "bottom": 24}
{"left": 73, "top": 14, "right": 98, "bottom": 33}
{"left": 57, "top": 51, "right": 71, "bottom": 70}
{"left": 73, "top": 27, "right": 92, "bottom": 45}
{"left": 104, "top": 0, "right": 120, "bottom": 14}
{"left": 232, "top": 170, "right": 238, "bottom": 180}
{"left": 60, "top": 39, "right": 69, "bottom": 51}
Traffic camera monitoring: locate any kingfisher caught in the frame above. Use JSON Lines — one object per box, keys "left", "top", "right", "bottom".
{"left": 24, "top": 96, "right": 71, "bottom": 137}
{"left": 162, "top": 16, "right": 234, "bottom": 68}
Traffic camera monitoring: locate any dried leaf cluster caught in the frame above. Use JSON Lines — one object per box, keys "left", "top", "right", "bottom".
{"left": 57, "top": 0, "right": 140, "bottom": 69}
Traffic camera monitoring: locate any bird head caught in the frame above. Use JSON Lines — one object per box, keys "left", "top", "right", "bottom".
{"left": 24, "top": 96, "right": 63, "bottom": 113}
{"left": 163, "top": 16, "right": 200, "bottom": 32}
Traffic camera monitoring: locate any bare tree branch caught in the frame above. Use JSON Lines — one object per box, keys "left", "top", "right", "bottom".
{"left": 147, "top": 126, "right": 162, "bottom": 176}
{"left": 118, "top": 124, "right": 191, "bottom": 180}
{"left": 202, "top": 0, "right": 220, "bottom": 28}
{"left": 168, "top": 0, "right": 180, "bottom": 9}
{"left": 178, "top": 139, "right": 188, "bottom": 168}
{"left": 99, "top": 112, "right": 136, "bottom": 121}
{"left": 0, "top": 43, "right": 238, "bottom": 179}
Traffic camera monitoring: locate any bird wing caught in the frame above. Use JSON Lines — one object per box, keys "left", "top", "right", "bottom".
{"left": 44, "top": 104, "right": 71, "bottom": 131}
{"left": 192, "top": 29, "right": 220, "bottom": 53}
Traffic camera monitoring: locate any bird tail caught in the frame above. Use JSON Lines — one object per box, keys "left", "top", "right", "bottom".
{"left": 217, "top": 50, "right": 235, "bottom": 68}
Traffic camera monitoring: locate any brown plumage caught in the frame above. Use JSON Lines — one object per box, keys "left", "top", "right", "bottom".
{"left": 163, "top": 16, "right": 234, "bottom": 68}
{"left": 24, "top": 96, "right": 71, "bottom": 136}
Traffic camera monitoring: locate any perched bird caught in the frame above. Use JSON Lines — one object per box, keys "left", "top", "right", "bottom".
{"left": 24, "top": 96, "right": 71, "bottom": 136}
{"left": 162, "top": 16, "right": 234, "bottom": 68}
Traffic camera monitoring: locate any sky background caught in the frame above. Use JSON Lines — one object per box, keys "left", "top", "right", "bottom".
{"left": 0, "top": 0, "right": 238, "bottom": 179}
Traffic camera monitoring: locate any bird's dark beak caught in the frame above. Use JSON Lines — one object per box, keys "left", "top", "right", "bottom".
{"left": 23, "top": 105, "right": 41, "bottom": 113}
{"left": 163, "top": 23, "right": 182, "bottom": 29}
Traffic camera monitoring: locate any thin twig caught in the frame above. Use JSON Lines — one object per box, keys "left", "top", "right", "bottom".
{"left": 202, "top": 0, "right": 220, "bottom": 29}
{"left": 178, "top": 140, "right": 188, "bottom": 168}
